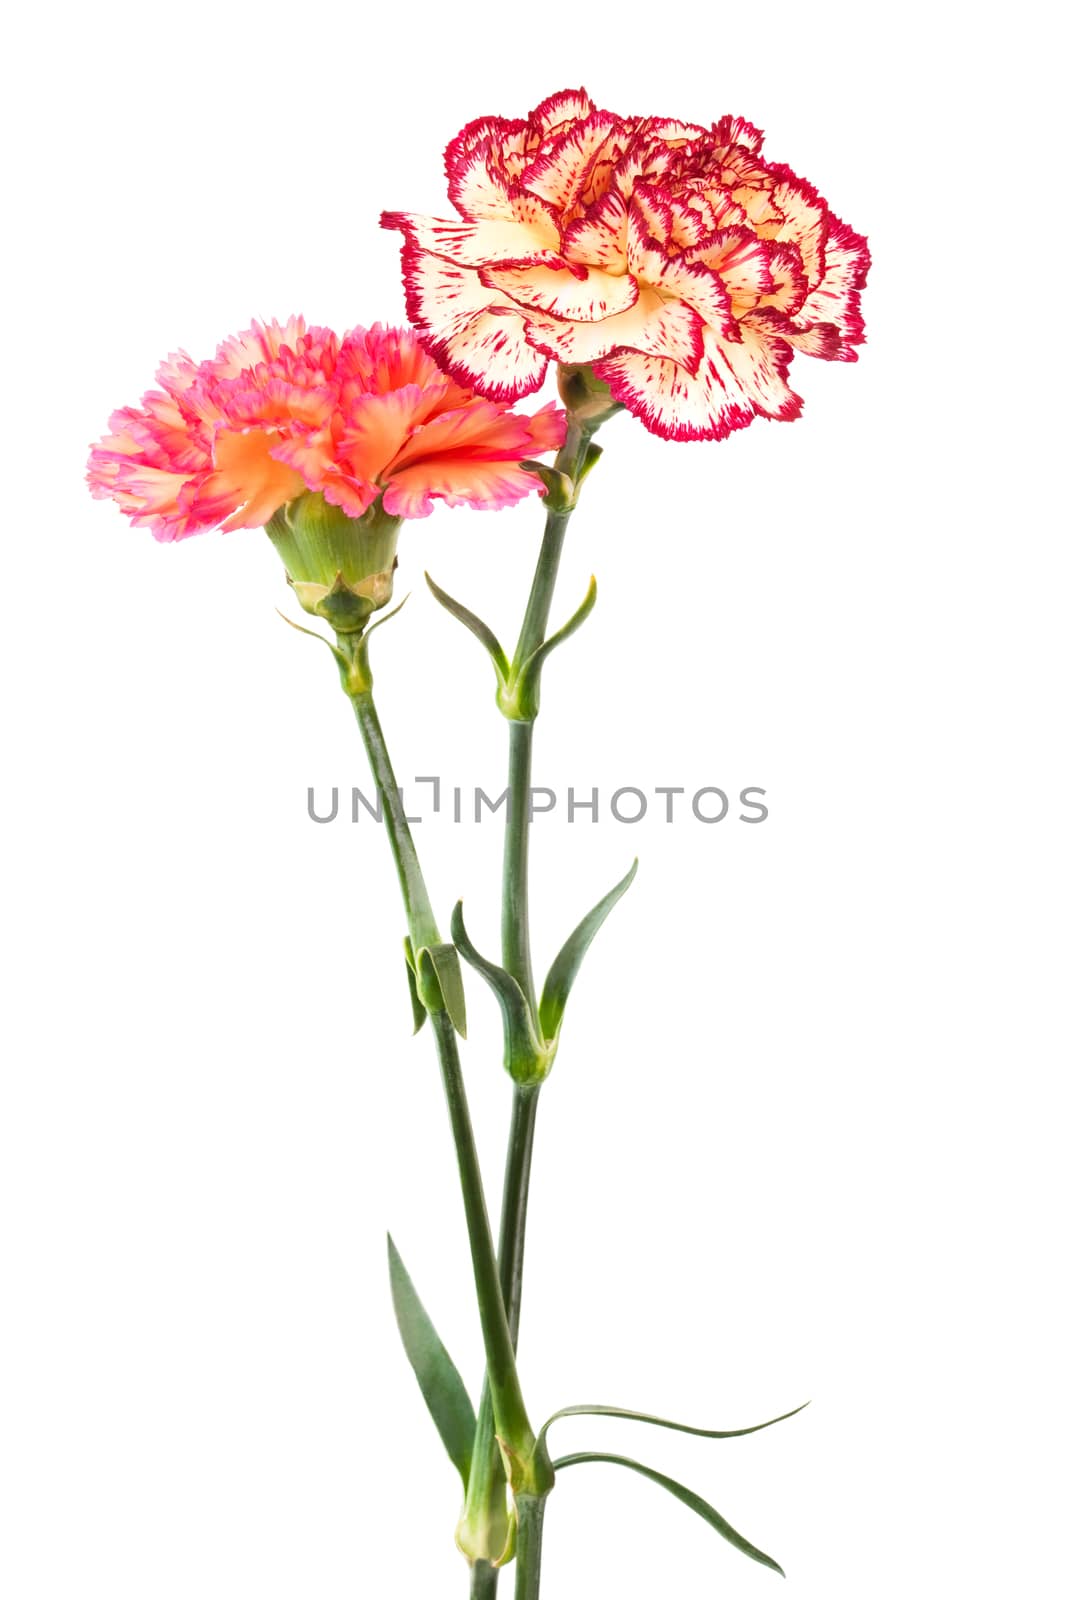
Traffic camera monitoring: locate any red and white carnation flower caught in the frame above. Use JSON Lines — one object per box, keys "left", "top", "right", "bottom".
{"left": 383, "top": 89, "right": 870, "bottom": 441}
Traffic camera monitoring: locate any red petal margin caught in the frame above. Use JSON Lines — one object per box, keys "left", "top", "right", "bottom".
{"left": 387, "top": 235, "right": 546, "bottom": 400}
{"left": 529, "top": 87, "right": 595, "bottom": 137}
{"left": 791, "top": 215, "right": 871, "bottom": 350}
{"left": 380, "top": 209, "right": 561, "bottom": 269}
{"left": 561, "top": 188, "right": 630, "bottom": 271}
{"left": 420, "top": 309, "right": 549, "bottom": 403}
{"left": 709, "top": 113, "right": 765, "bottom": 155}
{"left": 593, "top": 322, "right": 802, "bottom": 442}
{"left": 522, "top": 110, "right": 625, "bottom": 217}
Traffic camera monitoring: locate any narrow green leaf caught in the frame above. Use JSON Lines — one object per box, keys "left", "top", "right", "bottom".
{"left": 575, "top": 441, "right": 603, "bottom": 485}
{"left": 402, "top": 937, "right": 426, "bottom": 1035}
{"left": 425, "top": 572, "right": 509, "bottom": 683}
{"left": 275, "top": 607, "right": 334, "bottom": 647}
{"left": 552, "top": 1452, "right": 784, "bottom": 1577}
{"left": 361, "top": 591, "right": 410, "bottom": 638}
{"left": 539, "top": 858, "right": 638, "bottom": 1041}
{"left": 415, "top": 942, "right": 467, "bottom": 1038}
{"left": 512, "top": 575, "right": 597, "bottom": 715}
{"left": 518, "top": 460, "right": 575, "bottom": 512}
{"left": 539, "top": 1400, "right": 808, "bottom": 1449}
{"left": 387, "top": 1235, "right": 477, "bottom": 1486}
{"left": 451, "top": 902, "right": 549, "bottom": 1083}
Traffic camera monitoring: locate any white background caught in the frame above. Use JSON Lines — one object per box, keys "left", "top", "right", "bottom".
{"left": 2, "top": 3, "right": 1063, "bottom": 1596}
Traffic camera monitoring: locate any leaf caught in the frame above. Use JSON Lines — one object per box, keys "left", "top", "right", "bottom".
{"left": 415, "top": 942, "right": 467, "bottom": 1038}
{"left": 539, "top": 1400, "right": 808, "bottom": 1449}
{"left": 425, "top": 572, "right": 509, "bottom": 685}
{"left": 539, "top": 858, "right": 638, "bottom": 1041}
{"left": 518, "top": 460, "right": 575, "bottom": 512}
{"left": 552, "top": 1452, "right": 784, "bottom": 1577}
{"left": 402, "top": 937, "right": 427, "bottom": 1035}
{"left": 387, "top": 1235, "right": 477, "bottom": 1486}
{"left": 450, "top": 903, "right": 549, "bottom": 1084}
{"left": 575, "top": 441, "right": 603, "bottom": 485}
{"left": 511, "top": 576, "right": 597, "bottom": 717}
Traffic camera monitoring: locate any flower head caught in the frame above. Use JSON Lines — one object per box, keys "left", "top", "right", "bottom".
{"left": 87, "top": 318, "right": 566, "bottom": 542}
{"left": 383, "top": 90, "right": 870, "bottom": 442}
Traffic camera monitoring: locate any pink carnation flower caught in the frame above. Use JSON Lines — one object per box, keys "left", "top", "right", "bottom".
{"left": 383, "top": 89, "right": 870, "bottom": 442}
{"left": 88, "top": 319, "right": 566, "bottom": 541}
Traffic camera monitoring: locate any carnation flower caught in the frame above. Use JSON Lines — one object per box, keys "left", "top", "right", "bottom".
{"left": 382, "top": 89, "right": 870, "bottom": 442}
{"left": 87, "top": 318, "right": 565, "bottom": 541}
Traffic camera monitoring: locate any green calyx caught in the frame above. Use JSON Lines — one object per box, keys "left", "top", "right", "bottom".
{"left": 556, "top": 363, "right": 625, "bottom": 430}
{"left": 266, "top": 491, "right": 402, "bottom": 633}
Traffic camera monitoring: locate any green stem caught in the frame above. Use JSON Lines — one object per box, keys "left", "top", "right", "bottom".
{"left": 428, "top": 1008, "right": 534, "bottom": 1459}
{"left": 469, "top": 1561, "right": 497, "bottom": 1600}
{"left": 463, "top": 1084, "right": 541, "bottom": 1584}
{"left": 502, "top": 721, "right": 536, "bottom": 999}
{"left": 514, "top": 1495, "right": 547, "bottom": 1600}
{"left": 511, "top": 413, "right": 590, "bottom": 678}
{"left": 497, "top": 1087, "right": 540, "bottom": 1336}
{"left": 349, "top": 686, "right": 439, "bottom": 952}
{"left": 346, "top": 678, "right": 535, "bottom": 1471}
{"left": 461, "top": 410, "right": 598, "bottom": 1587}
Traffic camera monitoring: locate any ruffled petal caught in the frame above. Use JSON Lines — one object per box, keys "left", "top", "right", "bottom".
{"left": 594, "top": 322, "right": 801, "bottom": 441}
{"left": 380, "top": 209, "right": 560, "bottom": 268}
{"left": 385, "top": 396, "right": 564, "bottom": 474}
{"left": 765, "top": 167, "right": 830, "bottom": 283}
{"left": 394, "top": 245, "right": 547, "bottom": 399}
{"left": 791, "top": 215, "right": 871, "bottom": 349}
{"left": 560, "top": 188, "right": 630, "bottom": 271}
{"left": 759, "top": 242, "right": 809, "bottom": 316}
{"left": 522, "top": 288, "right": 705, "bottom": 373}
{"left": 191, "top": 428, "right": 306, "bottom": 532}
{"left": 421, "top": 307, "right": 549, "bottom": 401}
{"left": 685, "top": 228, "right": 775, "bottom": 314}
{"left": 626, "top": 223, "right": 738, "bottom": 341}
{"left": 480, "top": 261, "right": 639, "bottom": 321}
{"left": 396, "top": 241, "right": 510, "bottom": 336}
{"left": 709, "top": 114, "right": 765, "bottom": 155}
{"left": 382, "top": 458, "right": 544, "bottom": 518}
{"left": 209, "top": 317, "right": 313, "bottom": 378}
{"left": 337, "top": 385, "right": 438, "bottom": 481}
{"left": 529, "top": 88, "right": 595, "bottom": 139}
{"left": 521, "top": 110, "right": 627, "bottom": 216}
{"left": 443, "top": 116, "right": 535, "bottom": 218}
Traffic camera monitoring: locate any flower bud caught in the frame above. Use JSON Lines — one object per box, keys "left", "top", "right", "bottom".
{"left": 266, "top": 492, "right": 402, "bottom": 633}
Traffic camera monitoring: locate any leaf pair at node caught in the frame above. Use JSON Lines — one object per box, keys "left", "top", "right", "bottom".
{"left": 425, "top": 571, "right": 598, "bottom": 723}
{"left": 451, "top": 857, "right": 637, "bottom": 1086}
{"left": 387, "top": 1234, "right": 805, "bottom": 1580}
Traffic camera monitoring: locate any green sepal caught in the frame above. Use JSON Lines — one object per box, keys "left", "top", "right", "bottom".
{"left": 539, "top": 858, "right": 637, "bottom": 1042}
{"left": 425, "top": 572, "right": 509, "bottom": 691}
{"left": 403, "top": 937, "right": 427, "bottom": 1035}
{"left": 502, "top": 576, "right": 598, "bottom": 721}
{"left": 552, "top": 1452, "right": 785, "bottom": 1577}
{"left": 415, "top": 942, "right": 468, "bottom": 1038}
{"left": 450, "top": 902, "right": 552, "bottom": 1085}
{"left": 290, "top": 569, "right": 385, "bottom": 634}
{"left": 387, "top": 1235, "right": 477, "bottom": 1486}
{"left": 538, "top": 1399, "right": 808, "bottom": 1451}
